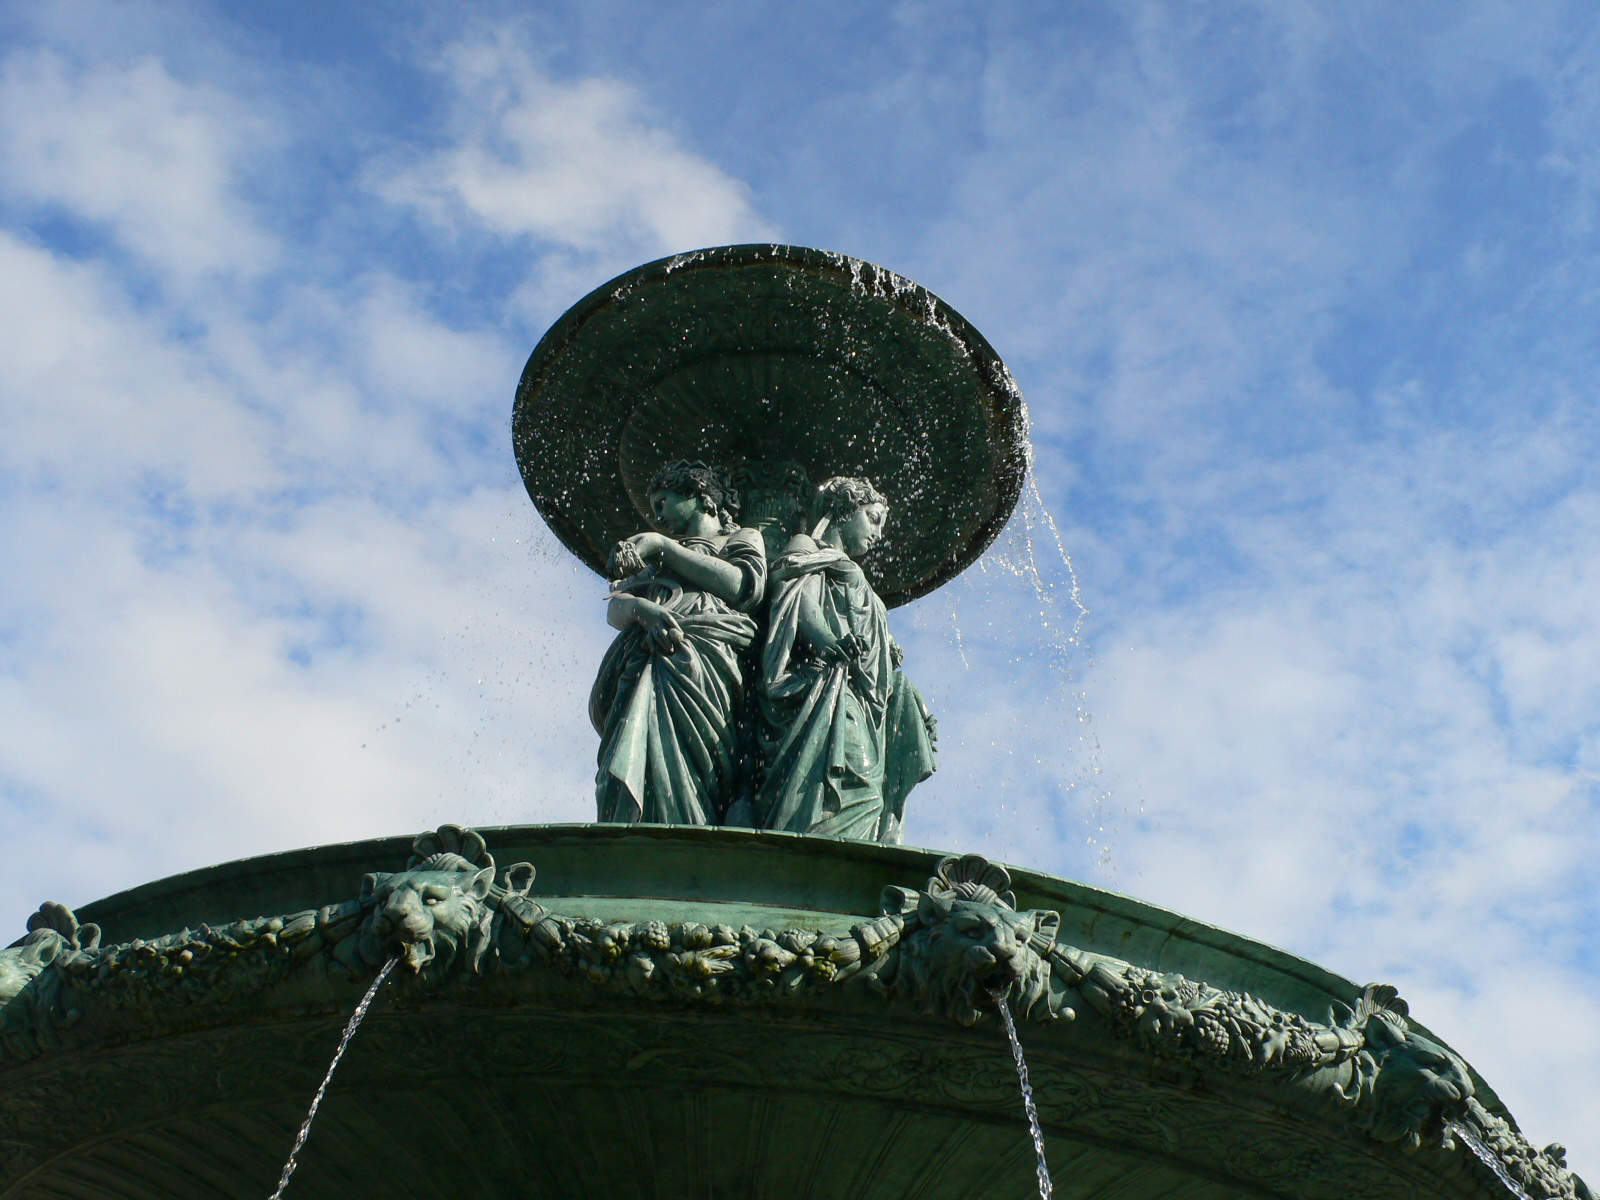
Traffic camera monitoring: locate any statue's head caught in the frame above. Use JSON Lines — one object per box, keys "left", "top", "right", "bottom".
{"left": 812, "top": 476, "right": 888, "bottom": 557}
{"left": 648, "top": 460, "right": 740, "bottom": 535}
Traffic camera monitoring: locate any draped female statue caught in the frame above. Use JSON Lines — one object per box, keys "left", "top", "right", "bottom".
{"left": 756, "top": 477, "right": 937, "bottom": 843}
{"left": 590, "top": 461, "right": 767, "bottom": 825}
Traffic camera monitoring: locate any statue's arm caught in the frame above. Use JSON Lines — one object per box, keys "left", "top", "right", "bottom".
{"left": 617, "top": 531, "right": 756, "bottom": 606}
{"left": 769, "top": 537, "right": 849, "bottom": 660}
{"left": 793, "top": 584, "right": 839, "bottom": 658}
{"left": 607, "top": 595, "right": 642, "bottom": 631}
{"left": 607, "top": 595, "right": 683, "bottom": 653}
{"left": 654, "top": 540, "right": 747, "bottom": 602}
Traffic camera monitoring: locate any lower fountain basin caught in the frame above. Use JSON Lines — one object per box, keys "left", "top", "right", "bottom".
{"left": 0, "top": 824, "right": 1568, "bottom": 1200}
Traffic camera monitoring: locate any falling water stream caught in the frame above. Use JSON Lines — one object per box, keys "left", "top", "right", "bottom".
{"left": 992, "top": 990, "right": 1053, "bottom": 1200}
{"left": 988, "top": 988, "right": 1529, "bottom": 1200}
{"left": 268, "top": 957, "right": 398, "bottom": 1200}
{"left": 913, "top": 474, "right": 1124, "bottom": 875}
{"left": 1446, "top": 1122, "right": 1532, "bottom": 1200}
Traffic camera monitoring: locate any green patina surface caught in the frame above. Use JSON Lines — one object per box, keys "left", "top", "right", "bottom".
{"left": 0, "top": 824, "right": 1583, "bottom": 1200}
{"left": 517, "top": 246, "right": 998, "bottom": 840}
{"left": 512, "top": 244, "right": 1029, "bottom": 608}
{"left": 75, "top": 824, "right": 1384, "bottom": 1020}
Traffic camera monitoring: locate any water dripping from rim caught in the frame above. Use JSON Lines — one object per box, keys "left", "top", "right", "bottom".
{"left": 268, "top": 956, "right": 398, "bottom": 1199}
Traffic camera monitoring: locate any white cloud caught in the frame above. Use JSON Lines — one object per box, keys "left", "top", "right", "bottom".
{"left": 1066, "top": 421, "right": 1600, "bottom": 1162}
{"left": 0, "top": 48, "right": 277, "bottom": 279}
{"left": 384, "top": 33, "right": 774, "bottom": 260}
{"left": 3, "top": 0, "right": 1598, "bottom": 1181}
{"left": 0, "top": 230, "right": 274, "bottom": 495}
{"left": 0, "top": 23, "right": 767, "bottom": 918}
{"left": 0, "top": 226, "right": 604, "bottom": 906}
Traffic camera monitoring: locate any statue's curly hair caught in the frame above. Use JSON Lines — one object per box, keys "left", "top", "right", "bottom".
{"left": 811, "top": 476, "right": 888, "bottom": 525}
{"left": 648, "top": 460, "right": 741, "bottom": 534}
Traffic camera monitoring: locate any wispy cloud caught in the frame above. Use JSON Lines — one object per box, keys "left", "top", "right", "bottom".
{"left": 383, "top": 32, "right": 773, "bottom": 279}
{"left": 0, "top": 19, "right": 766, "bottom": 926}
{"left": 0, "top": 47, "right": 277, "bottom": 279}
{"left": 1, "top": 0, "right": 1598, "bottom": 1178}
{"left": 916, "top": 3, "right": 1600, "bottom": 1161}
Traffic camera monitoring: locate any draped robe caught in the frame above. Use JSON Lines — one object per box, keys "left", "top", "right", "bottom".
{"left": 756, "top": 541, "right": 935, "bottom": 842}
{"left": 589, "top": 529, "right": 765, "bottom": 825}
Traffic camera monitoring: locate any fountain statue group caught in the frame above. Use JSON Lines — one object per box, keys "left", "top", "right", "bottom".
{"left": 590, "top": 459, "right": 937, "bottom": 843}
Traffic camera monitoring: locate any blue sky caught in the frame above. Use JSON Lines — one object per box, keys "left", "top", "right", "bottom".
{"left": 2, "top": 0, "right": 1598, "bottom": 1174}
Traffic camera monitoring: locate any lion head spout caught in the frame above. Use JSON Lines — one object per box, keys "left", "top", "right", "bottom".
{"left": 359, "top": 856, "right": 495, "bottom": 974}
{"left": 1352, "top": 989, "right": 1475, "bottom": 1151}
{"left": 356, "top": 825, "right": 508, "bottom": 977}
{"left": 882, "top": 855, "right": 1062, "bottom": 1027}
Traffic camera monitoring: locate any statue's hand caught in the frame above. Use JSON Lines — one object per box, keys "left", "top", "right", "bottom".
{"left": 813, "top": 633, "right": 866, "bottom": 666}
{"left": 835, "top": 633, "right": 867, "bottom": 662}
{"left": 607, "top": 539, "right": 648, "bottom": 581}
{"left": 628, "top": 532, "right": 670, "bottom": 562}
{"left": 639, "top": 604, "right": 685, "bottom": 655}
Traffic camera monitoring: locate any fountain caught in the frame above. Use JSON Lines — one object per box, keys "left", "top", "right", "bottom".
{"left": 0, "top": 245, "right": 1590, "bottom": 1200}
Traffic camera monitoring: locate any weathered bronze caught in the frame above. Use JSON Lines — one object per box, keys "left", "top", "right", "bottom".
{"left": 512, "top": 244, "right": 1030, "bottom": 608}
{"left": 593, "top": 459, "right": 766, "bottom": 826}
{"left": 0, "top": 823, "right": 1586, "bottom": 1200}
{"left": 750, "top": 475, "right": 937, "bottom": 842}
{"left": 533, "top": 248, "right": 963, "bottom": 837}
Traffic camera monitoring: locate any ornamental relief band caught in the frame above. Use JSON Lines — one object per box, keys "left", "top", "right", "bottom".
{"left": 0, "top": 828, "right": 1587, "bottom": 1200}
{"left": 594, "top": 458, "right": 938, "bottom": 843}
